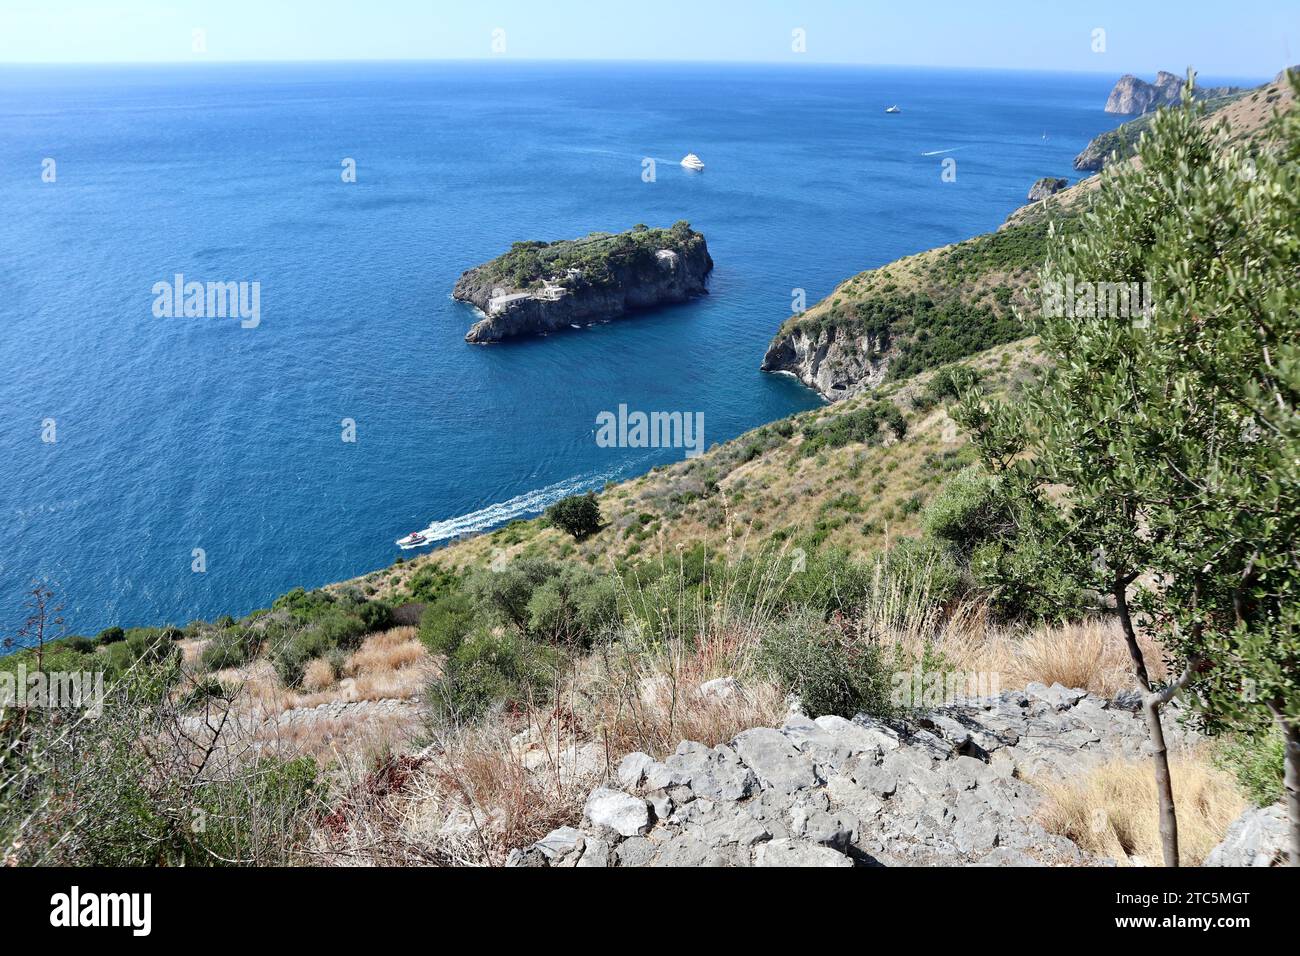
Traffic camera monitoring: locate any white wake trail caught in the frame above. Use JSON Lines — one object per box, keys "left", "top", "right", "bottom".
{"left": 396, "top": 461, "right": 648, "bottom": 549}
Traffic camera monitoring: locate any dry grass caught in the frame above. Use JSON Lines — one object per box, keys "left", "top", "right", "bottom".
{"left": 343, "top": 626, "right": 426, "bottom": 676}
{"left": 262, "top": 708, "right": 425, "bottom": 765}
{"left": 311, "top": 712, "right": 598, "bottom": 867}
{"left": 914, "top": 611, "right": 1169, "bottom": 699}
{"left": 591, "top": 637, "right": 787, "bottom": 759}
{"left": 1035, "top": 752, "right": 1247, "bottom": 866}
{"left": 301, "top": 657, "right": 336, "bottom": 692}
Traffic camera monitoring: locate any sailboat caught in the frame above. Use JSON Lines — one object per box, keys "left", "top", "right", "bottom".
{"left": 885, "top": 105, "right": 902, "bottom": 114}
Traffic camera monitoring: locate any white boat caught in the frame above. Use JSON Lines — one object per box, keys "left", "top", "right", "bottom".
{"left": 885, "top": 105, "right": 902, "bottom": 114}
{"left": 396, "top": 531, "right": 427, "bottom": 547}
{"left": 680, "top": 153, "right": 705, "bottom": 171}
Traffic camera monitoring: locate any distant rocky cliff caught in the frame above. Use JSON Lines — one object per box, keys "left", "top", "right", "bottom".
{"left": 761, "top": 322, "right": 891, "bottom": 402}
{"left": 1026, "top": 177, "right": 1068, "bottom": 202}
{"left": 1078, "top": 71, "right": 1280, "bottom": 172}
{"left": 454, "top": 222, "right": 712, "bottom": 343}
{"left": 1104, "top": 70, "right": 1242, "bottom": 114}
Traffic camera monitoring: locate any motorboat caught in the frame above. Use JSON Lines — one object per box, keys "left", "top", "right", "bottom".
{"left": 397, "top": 531, "right": 427, "bottom": 547}
{"left": 680, "top": 153, "right": 705, "bottom": 171}
{"left": 885, "top": 105, "right": 902, "bottom": 114}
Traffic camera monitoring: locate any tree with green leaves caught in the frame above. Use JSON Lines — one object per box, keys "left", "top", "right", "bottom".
{"left": 956, "top": 71, "right": 1300, "bottom": 866}
{"left": 546, "top": 492, "right": 602, "bottom": 540}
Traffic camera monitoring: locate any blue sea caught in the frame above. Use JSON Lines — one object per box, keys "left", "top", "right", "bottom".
{"left": 0, "top": 61, "right": 1261, "bottom": 636}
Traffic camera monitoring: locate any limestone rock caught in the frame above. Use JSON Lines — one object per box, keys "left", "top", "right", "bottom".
{"left": 1027, "top": 177, "right": 1067, "bottom": 202}
{"left": 1205, "top": 804, "right": 1290, "bottom": 867}
{"left": 584, "top": 787, "right": 651, "bottom": 838}
{"left": 754, "top": 838, "right": 854, "bottom": 867}
{"left": 617, "top": 751, "right": 655, "bottom": 789}
{"left": 731, "top": 727, "right": 819, "bottom": 794}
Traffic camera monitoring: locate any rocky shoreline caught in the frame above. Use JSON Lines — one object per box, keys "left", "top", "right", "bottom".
{"left": 760, "top": 322, "right": 890, "bottom": 403}
{"left": 453, "top": 223, "right": 713, "bottom": 343}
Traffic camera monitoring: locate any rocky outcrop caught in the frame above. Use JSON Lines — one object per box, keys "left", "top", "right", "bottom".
{"left": 1027, "top": 177, "right": 1068, "bottom": 202}
{"left": 760, "top": 322, "right": 890, "bottom": 403}
{"left": 1074, "top": 129, "right": 1129, "bottom": 172}
{"left": 1104, "top": 71, "right": 1242, "bottom": 114}
{"left": 1205, "top": 804, "right": 1290, "bottom": 867}
{"left": 453, "top": 224, "right": 712, "bottom": 343}
{"left": 508, "top": 684, "right": 1200, "bottom": 867}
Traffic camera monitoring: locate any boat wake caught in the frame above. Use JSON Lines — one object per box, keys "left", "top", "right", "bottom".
{"left": 920, "top": 147, "right": 963, "bottom": 156}
{"left": 396, "top": 459, "right": 652, "bottom": 549}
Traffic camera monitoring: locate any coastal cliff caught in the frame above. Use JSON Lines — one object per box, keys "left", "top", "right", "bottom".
{"left": 1026, "top": 177, "right": 1068, "bottom": 202}
{"left": 760, "top": 223, "right": 1046, "bottom": 402}
{"left": 454, "top": 222, "right": 712, "bottom": 343}
{"left": 768, "top": 69, "right": 1296, "bottom": 403}
{"left": 1104, "top": 70, "right": 1241, "bottom": 114}
{"left": 1077, "top": 71, "right": 1283, "bottom": 172}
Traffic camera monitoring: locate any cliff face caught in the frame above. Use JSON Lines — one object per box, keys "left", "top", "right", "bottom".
{"left": 1105, "top": 71, "right": 1183, "bottom": 114}
{"left": 454, "top": 224, "right": 713, "bottom": 343}
{"left": 1104, "top": 70, "right": 1242, "bottom": 114}
{"left": 1026, "top": 177, "right": 1068, "bottom": 202}
{"left": 760, "top": 323, "right": 890, "bottom": 402}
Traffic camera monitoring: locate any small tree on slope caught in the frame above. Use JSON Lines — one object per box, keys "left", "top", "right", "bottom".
{"left": 956, "top": 72, "right": 1300, "bottom": 866}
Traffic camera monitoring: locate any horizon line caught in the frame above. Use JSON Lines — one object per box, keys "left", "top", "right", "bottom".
{"left": 0, "top": 56, "right": 1278, "bottom": 81}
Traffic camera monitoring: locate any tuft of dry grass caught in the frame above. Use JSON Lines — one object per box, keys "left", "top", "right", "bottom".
{"left": 301, "top": 657, "right": 336, "bottom": 692}
{"left": 591, "top": 640, "right": 787, "bottom": 759}
{"left": 343, "top": 627, "right": 426, "bottom": 676}
{"left": 1034, "top": 752, "right": 1246, "bottom": 866}
{"left": 312, "top": 712, "right": 597, "bottom": 867}
{"left": 977, "top": 619, "right": 1169, "bottom": 698}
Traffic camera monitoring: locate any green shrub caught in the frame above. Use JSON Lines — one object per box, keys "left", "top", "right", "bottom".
{"left": 468, "top": 557, "right": 558, "bottom": 633}
{"left": 418, "top": 592, "right": 477, "bottom": 656}
{"left": 923, "top": 467, "right": 1012, "bottom": 557}
{"left": 525, "top": 566, "right": 617, "bottom": 647}
{"left": 759, "top": 611, "right": 895, "bottom": 719}
{"left": 201, "top": 627, "right": 262, "bottom": 672}
{"left": 405, "top": 564, "right": 462, "bottom": 604}
{"left": 1214, "top": 728, "right": 1285, "bottom": 807}
{"left": 97, "top": 626, "right": 125, "bottom": 646}
{"left": 357, "top": 600, "right": 393, "bottom": 634}
{"left": 877, "top": 537, "right": 964, "bottom": 608}
{"left": 271, "top": 627, "right": 335, "bottom": 687}
{"left": 1, "top": 650, "right": 319, "bottom": 866}
{"left": 428, "top": 631, "right": 553, "bottom": 726}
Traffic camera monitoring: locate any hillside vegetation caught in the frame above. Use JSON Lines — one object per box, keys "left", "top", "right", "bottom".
{"left": 3, "top": 74, "right": 1296, "bottom": 869}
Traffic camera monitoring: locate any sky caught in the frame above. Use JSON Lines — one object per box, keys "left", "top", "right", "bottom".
{"left": 0, "top": 0, "right": 1292, "bottom": 79}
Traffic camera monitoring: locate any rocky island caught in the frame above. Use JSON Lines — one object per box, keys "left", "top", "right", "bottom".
{"left": 453, "top": 221, "right": 713, "bottom": 343}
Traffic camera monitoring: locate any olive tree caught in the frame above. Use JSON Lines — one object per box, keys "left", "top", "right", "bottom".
{"left": 956, "top": 72, "right": 1300, "bottom": 865}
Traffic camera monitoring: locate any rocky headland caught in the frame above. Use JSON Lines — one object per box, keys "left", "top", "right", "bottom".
{"left": 1026, "top": 177, "right": 1068, "bottom": 202}
{"left": 1105, "top": 70, "right": 1242, "bottom": 114}
{"left": 453, "top": 221, "right": 713, "bottom": 343}
{"left": 1077, "top": 70, "right": 1286, "bottom": 172}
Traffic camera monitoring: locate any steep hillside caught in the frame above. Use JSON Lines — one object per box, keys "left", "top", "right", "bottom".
{"left": 343, "top": 337, "right": 1042, "bottom": 602}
